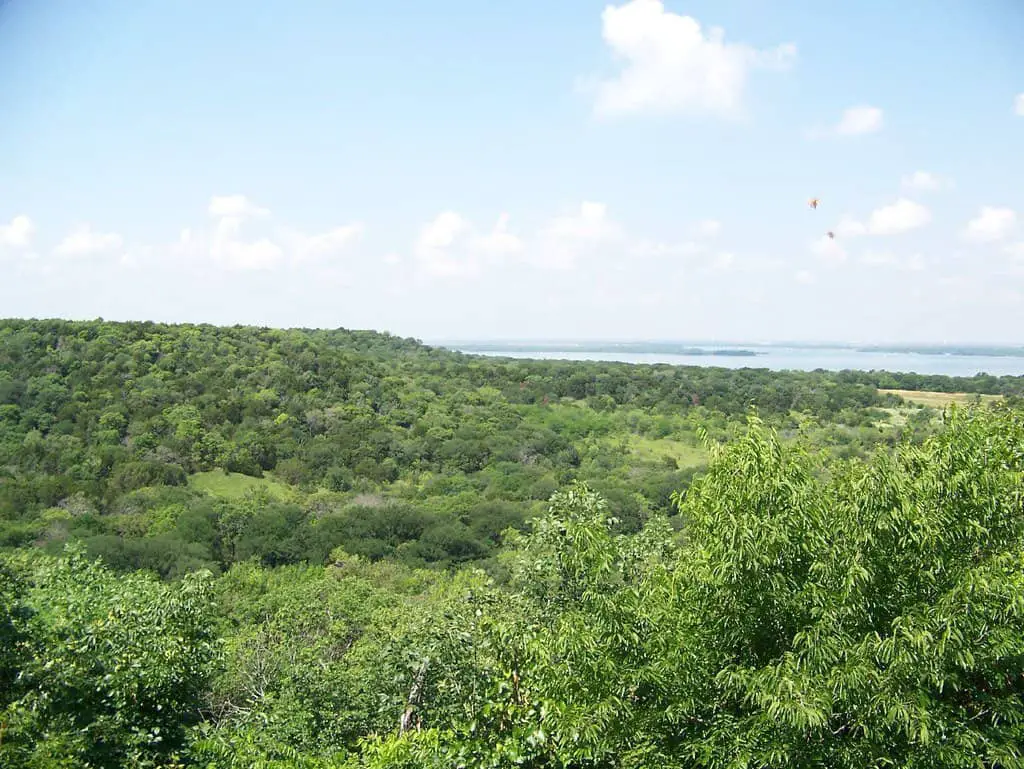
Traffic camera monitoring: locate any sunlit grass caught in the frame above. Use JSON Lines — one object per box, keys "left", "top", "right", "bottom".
{"left": 879, "top": 389, "right": 1002, "bottom": 409}
{"left": 624, "top": 434, "right": 708, "bottom": 468}
{"left": 189, "top": 468, "right": 293, "bottom": 498}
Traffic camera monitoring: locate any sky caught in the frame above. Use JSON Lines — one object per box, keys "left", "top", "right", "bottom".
{"left": 1, "top": 0, "right": 1023, "bottom": 344}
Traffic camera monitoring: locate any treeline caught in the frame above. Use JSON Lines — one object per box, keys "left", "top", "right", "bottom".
{"left": 2, "top": 319, "right": 1021, "bottom": 578}
{"left": 2, "top": 406, "right": 1022, "bottom": 767}
{"left": 835, "top": 368, "right": 1024, "bottom": 396}
{"left": 1, "top": 318, "right": 1018, "bottom": 577}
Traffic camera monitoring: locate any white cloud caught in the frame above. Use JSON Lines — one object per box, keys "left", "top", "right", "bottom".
{"left": 535, "top": 201, "right": 623, "bottom": 269}
{"left": 54, "top": 225, "right": 124, "bottom": 257}
{"left": 1014, "top": 93, "right": 1024, "bottom": 116}
{"left": 711, "top": 251, "right": 735, "bottom": 270}
{"left": 118, "top": 244, "right": 157, "bottom": 269}
{"left": 794, "top": 270, "right": 814, "bottom": 284}
{"left": 201, "top": 194, "right": 281, "bottom": 269}
{"left": 413, "top": 211, "right": 476, "bottom": 277}
{"left": 836, "top": 105, "right": 883, "bottom": 135}
{"left": 963, "top": 207, "right": 1017, "bottom": 243}
{"left": 808, "top": 105, "right": 883, "bottom": 138}
{"left": 173, "top": 194, "right": 362, "bottom": 271}
{"left": 693, "top": 219, "right": 722, "bottom": 238}
{"left": 286, "top": 223, "right": 364, "bottom": 262}
{"left": 173, "top": 213, "right": 283, "bottom": 271}
{"left": 209, "top": 216, "right": 282, "bottom": 270}
{"left": 827, "top": 199, "right": 930, "bottom": 240}
{"left": 412, "top": 211, "right": 523, "bottom": 277}
{"left": 0, "top": 215, "right": 34, "bottom": 248}
{"left": 900, "top": 171, "right": 952, "bottom": 192}
{"left": 542, "top": 202, "right": 617, "bottom": 243}
{"left": 417, "top": 211, "right": 468, "bottom": 255}
{"left": 470, "top": 213, "right": 524, "bottom": 259}
{"left": 865, "top": 198, "right": 931, "bottom": 235}
{"left": 410, "top": 202, "right": 628, "bottom": 277}
{"left": 587, "top": 0, "right": 796, "bottom": 118}
{"left": 208, "top": 194, "right": 269, "bottom": 219}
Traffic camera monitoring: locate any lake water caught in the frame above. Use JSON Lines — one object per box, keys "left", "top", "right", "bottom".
{"left": 441, "top": 345, "right": 1024, "bottom": 377}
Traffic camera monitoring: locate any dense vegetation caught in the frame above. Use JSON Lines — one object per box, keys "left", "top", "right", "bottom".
{"left": 2, "top": 319, "right": 1024, "bottom": 767}
{"left": 5, "top": 318, "right": 1021, "bottom": 578}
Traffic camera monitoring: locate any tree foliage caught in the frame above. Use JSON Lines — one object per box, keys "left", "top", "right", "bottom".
{"left": 2, "top": 318, "right": 1023, "bottom": 767}
{"left": 352, "top": 406, "right": 1024, "bottom": 768}
{"left": 0, "top": 545, "right": 218, "bottom": 767}
{"left": 4, "top": 318, "right": 986, "bottom": 576}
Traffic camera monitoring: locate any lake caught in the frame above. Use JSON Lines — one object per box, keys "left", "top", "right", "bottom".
{"left": 437, "top": 343, "right": 1024, "bottom": 377}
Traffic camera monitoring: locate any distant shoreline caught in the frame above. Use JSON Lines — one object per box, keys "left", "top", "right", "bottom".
{"left": 439, "top": 341, "right": 1024, "bottom": 359}
{"left": 454, "top": 343, "right": 762, "bottom": 357}
{"left": 434, "top": 342, "right": 1024, "bottom": 377}
{"left": 850, "top": 346, "right": 1024, "bottom": 358}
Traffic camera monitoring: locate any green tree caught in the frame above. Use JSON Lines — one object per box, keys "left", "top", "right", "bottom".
{"left": 355, "top": 407, "right": 1024, "bottom": 768}
{"left": 0, "top": 545, "right": 219, "bottom": 768}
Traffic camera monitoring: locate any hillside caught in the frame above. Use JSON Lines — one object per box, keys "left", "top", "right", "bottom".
{"left": 2, "top": 318, "right": 1023, "bottom": 579}
{"left": 3, "top": 319, "right": 1024, "bottom": 766}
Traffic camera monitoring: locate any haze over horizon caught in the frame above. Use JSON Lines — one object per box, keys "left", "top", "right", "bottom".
{"left": 430, "top": 337, "right": 1024, "bottom": 348}
{"left": 1, "top": 1, "right": 1022, "bottom": 343}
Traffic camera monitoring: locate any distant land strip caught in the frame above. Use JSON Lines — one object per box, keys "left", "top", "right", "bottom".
{"left": 452, "top": 343, "right": 762, "bottom": 357}
{"left": 853, "top": 345, "right": 1024, "bottom": 358}
{"left": 444, "top": 341, "right": 1024, "bottom": 359}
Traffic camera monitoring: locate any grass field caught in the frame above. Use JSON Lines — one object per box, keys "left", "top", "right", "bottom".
{"left": 876, "top": 407, "right": 908, "bottom": 427}
{"left": 624, "top": 435, "right": 708, "bottom": 468}
{"left": 879, "top": 389, "right": 1003, "bottom": 409}
{"left": 189, "top": 468, "right": 294, "bottom": 499}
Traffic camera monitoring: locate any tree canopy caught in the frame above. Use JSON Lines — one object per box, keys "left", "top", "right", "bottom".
{"left": 2, "top": 318, "right": 1023, "bottom": 767}
{"left": 4, "top": 319, "right": 1018, "bottom": 578}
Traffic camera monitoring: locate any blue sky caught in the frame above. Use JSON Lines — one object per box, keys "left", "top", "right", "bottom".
{"left": 1, "top": 0, "right": 1022, "bottom": 343}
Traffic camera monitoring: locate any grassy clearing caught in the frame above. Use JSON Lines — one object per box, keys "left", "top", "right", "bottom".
{"left": 625, "top": 435, "right": 708, "bottom": 468}
{"left": 879, "top": 389, "right": 1002, "bottom": 409}
{"left": 874, "top": 407, "right": 908, "bottom": 427}
{"left": 189, "top": 469, "right": 294, "bottom": 499}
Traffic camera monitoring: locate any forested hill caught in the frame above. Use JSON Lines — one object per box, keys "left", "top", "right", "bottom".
{"left": 3, "top": 318, "right": 1024, "bottom": 767}
{"left": 2, "top": 317, "right": 1023, "bottom": 578}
